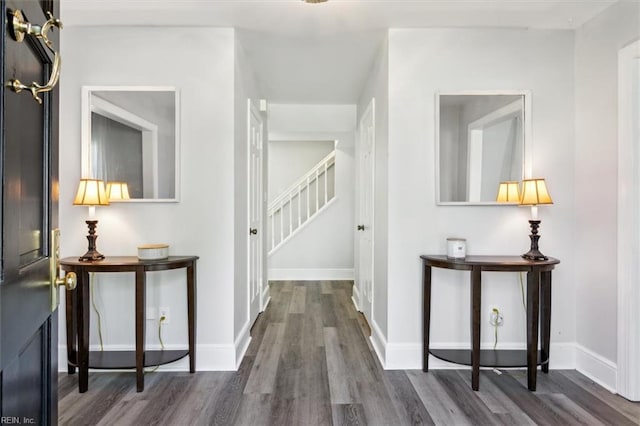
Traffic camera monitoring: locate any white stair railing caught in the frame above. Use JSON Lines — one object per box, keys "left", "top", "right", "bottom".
{"left": 268, "top": 150, "right": 336, "bottom": 254}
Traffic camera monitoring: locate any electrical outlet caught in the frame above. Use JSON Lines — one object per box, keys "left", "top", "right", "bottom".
{"left": 146, "top": 307, "right": 157, "bottom": 320}
{"left": 489, "top": 307, "right": 504, "bottom": 326}
{"left": 159, "top": 307, "right": 170, "bottom": 324}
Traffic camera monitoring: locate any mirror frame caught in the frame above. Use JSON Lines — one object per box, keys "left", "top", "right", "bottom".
{"left": 435, "top": 90, "right": 532, "bottom": 205}
{"left": 81, "top": 85, "right": 181, "bottom": 202}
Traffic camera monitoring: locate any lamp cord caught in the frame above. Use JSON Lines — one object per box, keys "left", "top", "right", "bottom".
{"left": 91, "top": 273, "right": 167, "bottom": 372}
{"left": 518, "top": 272, "right": 526, "bottom": 312}
{"left": 158, "top": 317, "right": 165, "bottom": 350}
{"left": 90, "top": 272, "right": 104, "bottom": 351}
{"left": 146, "top": 317, "right": 166, "bottom": 373}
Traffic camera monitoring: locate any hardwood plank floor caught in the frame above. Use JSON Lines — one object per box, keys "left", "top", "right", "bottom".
{"left": 59, "top": 281, "right": 640, "bottom": 425}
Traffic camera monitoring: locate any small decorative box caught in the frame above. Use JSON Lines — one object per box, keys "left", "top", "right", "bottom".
{"left": 446, "top": 238, "right": 466, "bottom": 259}
{"left": 137, "top": 244, "right": 169, "bottom": 260}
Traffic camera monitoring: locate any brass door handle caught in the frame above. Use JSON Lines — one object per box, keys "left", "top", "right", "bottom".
{"left": 249, "top": 228, "right": 258, "bottom": 235}
{"left": 50, "top": 229, "right": 76, "bottom": 311}
{"left": 55, "top": 272, "right": 77, "bottom": 291}
{"left": 6, "top": 9, "right": 63, "bottom": 104}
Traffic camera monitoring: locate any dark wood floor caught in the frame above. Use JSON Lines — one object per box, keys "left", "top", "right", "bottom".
{"left": 59, "top": 281, "right": 640, "bottom": 425}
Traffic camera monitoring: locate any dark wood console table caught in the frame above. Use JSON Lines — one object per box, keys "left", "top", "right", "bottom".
{"left": 61, "top": 256, "right": 198, "bottom": 393}
{"left": 420, "top": 255, "right": 559, "bottom": 391}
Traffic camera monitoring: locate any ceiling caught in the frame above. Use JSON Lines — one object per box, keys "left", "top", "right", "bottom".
{"left": 62, "top": 0, "right": 617, "bottom": 104}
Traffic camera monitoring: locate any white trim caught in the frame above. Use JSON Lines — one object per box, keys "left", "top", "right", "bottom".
{"left": 369, "top": 319, "right": 387, "bottom": 368}
{"left": 234, "top": 320, "right": 252, "bottom": 369}
{"left": 351, "top": 283, "right": 361, "bottom": 311}
{"left": 261, "top": 286, "right": 271, "bottom": 311}
{"left": 267, "top": 268, "right": 354, "bottom": 281}
{"left": 576, "top": 344, "right": 618, "bottom": 393}
{"left": 58, "top": 343, "right": 238, "bottom": 372}
{"left": 617, "top": 38, "right": 640, "bottom": 401}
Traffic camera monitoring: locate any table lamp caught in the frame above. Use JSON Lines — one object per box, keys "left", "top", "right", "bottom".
{"left": 519, "top": 178, "right": 553, "bottom": 260}
{"left": 106, "top": 181, "right": 130, "bottom": 201}
{"left": 496, "top": 181, "right": 520, "bottom": 203}
{"left": 73, "top": 178, "right": 109, "bottom": 261}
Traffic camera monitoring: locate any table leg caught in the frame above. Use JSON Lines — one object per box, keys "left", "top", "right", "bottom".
{"left": 471, "top": 266, "right": 481, "bottom": 391}
{"left": 423, "top": 263, "right": 432, "bottom": 372}
{"left": 77, "top": 271, "right": 90, "bottom": 393}
{"left": 187, "top": 262, "right": 197, "bottom": 374}
{"left": 65, "top": 277, "right": 78, "bottom": 374}
{"left": 135, "top": 268, "right": 146, "bottom": 392}
{"left": 540, "top": 271, "right": 552, "bottom": 374}
{"left": 527, "top": 269, "right": 540, "bottom": 391}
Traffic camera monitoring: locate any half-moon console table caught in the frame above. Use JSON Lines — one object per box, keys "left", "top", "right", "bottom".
{"left": 61, "top": 256, "right": 198, "bottom": 393}
{"left": 420, "top": 255, "right": 560, "bottom": 391}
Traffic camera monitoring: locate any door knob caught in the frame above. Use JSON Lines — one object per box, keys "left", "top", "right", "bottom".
{"left": 357, "top": 225, "right": 365, "bottom": 231}
{"left": 250, "top": 228, "right": 258, "bottom": 235}
{"left": 50, "top": 228, "right": 76, "bottom": 311}
{"left": 55, "top": 272, "right": 77, "bottom": 291}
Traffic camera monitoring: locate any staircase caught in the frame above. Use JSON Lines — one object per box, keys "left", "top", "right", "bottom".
{"left": 268, "top": 150, "right": 336, "bottom": 254}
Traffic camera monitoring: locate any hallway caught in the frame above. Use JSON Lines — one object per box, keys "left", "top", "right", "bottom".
{"left": 59, "top": 281, "right": 640, "bottom": 425}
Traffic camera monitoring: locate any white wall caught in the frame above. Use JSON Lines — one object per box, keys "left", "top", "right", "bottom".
{"left": 357, "top": 37, "right": 389, "bottom": 355}
{"left": 59, "top": 26, "right": 240, "bottom": 370}
{"left": 267, "top": 104, "right": 356, "bottom": 280}
{"left": 268, "top": 140, "right": 335, "bottom": 203}
{"left": 574, "top": 1, "right": 640, "bottom": 388}
{"left": 233, "top": 33, "right": 263, "bottom": 359}
{"left": 384, "top": 28, "right": 576, "bottom": 368}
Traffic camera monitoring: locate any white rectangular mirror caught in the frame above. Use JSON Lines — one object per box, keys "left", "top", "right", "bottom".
{"left": 81, "top": 86, "right": 180, "bottom": 202}
{"left": 436, "top": 91, "right": 531, "bottom": 205}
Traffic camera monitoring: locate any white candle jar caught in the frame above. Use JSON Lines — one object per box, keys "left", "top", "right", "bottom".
{"left": 446, "top": 238, "right": 466, "bottom": 259}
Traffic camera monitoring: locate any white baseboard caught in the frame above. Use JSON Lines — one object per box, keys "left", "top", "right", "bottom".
{"left": 261, "top": 285, "right": 271, "bottom": 310}
{"left": 575, "top": 344, "right": 617, "bottom": 393}
{"left": 268, "top": 268, "right": 354, "bottom": 281}
{"left": 384, "top": 343, "right": 421, "bottom": 370}
{"left": 58, "top": 343, "right": 238, "bottom": 372}
{"left": 369, "top": 319, "right": 387, "bottom": 368}
{"left": 351, "top": 284, "right": 361, "bottom": 310}
{"left": 234, "top": 320, "right": 252, "bottom": 369}
{"left": 380, "top": 341, "right": 577, "bottom": 371}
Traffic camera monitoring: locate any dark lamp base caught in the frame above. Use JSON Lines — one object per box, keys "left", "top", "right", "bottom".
{"left": 79, "top": 219, "right": 105, "bottom": 262}
{"left": 79, "top": 250, "right": 105, "bottom": 262}
{"left": 522, "top": 219, "right": 548, "bottom": 261}
{"left": 521, "top": 250, "right": 548, "bottom": 261}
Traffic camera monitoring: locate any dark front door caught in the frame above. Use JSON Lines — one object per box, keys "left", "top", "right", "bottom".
{"left": 1, "top": 0, "right": 60, "bottom": 424}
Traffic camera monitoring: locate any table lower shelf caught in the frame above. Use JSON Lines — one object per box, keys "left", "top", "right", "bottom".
{"left": 429, "top": 349, "right": 548, "bottom": 368}
{"left": 73, "top": 350, "right": 189, "bottom": 369}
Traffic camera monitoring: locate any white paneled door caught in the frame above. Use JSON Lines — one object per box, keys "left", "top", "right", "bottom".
{"left": 248, "top": 100, "right": 264, "bottom": 327}
{"left": 357, "top": 99, "right": 375, "bottom": 322}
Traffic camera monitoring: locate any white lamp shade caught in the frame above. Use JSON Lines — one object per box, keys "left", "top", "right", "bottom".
{"left": 106, "top": 181, "right": 130, "bottom": 201}
{"left": 73, "top": 179, "right": 109, "bottom": 206}
{"left": 496, "top": 181, "right": 520, "bottom": 203}
{"left": 520, "top": 178, "right": 553, "bottom": 206}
